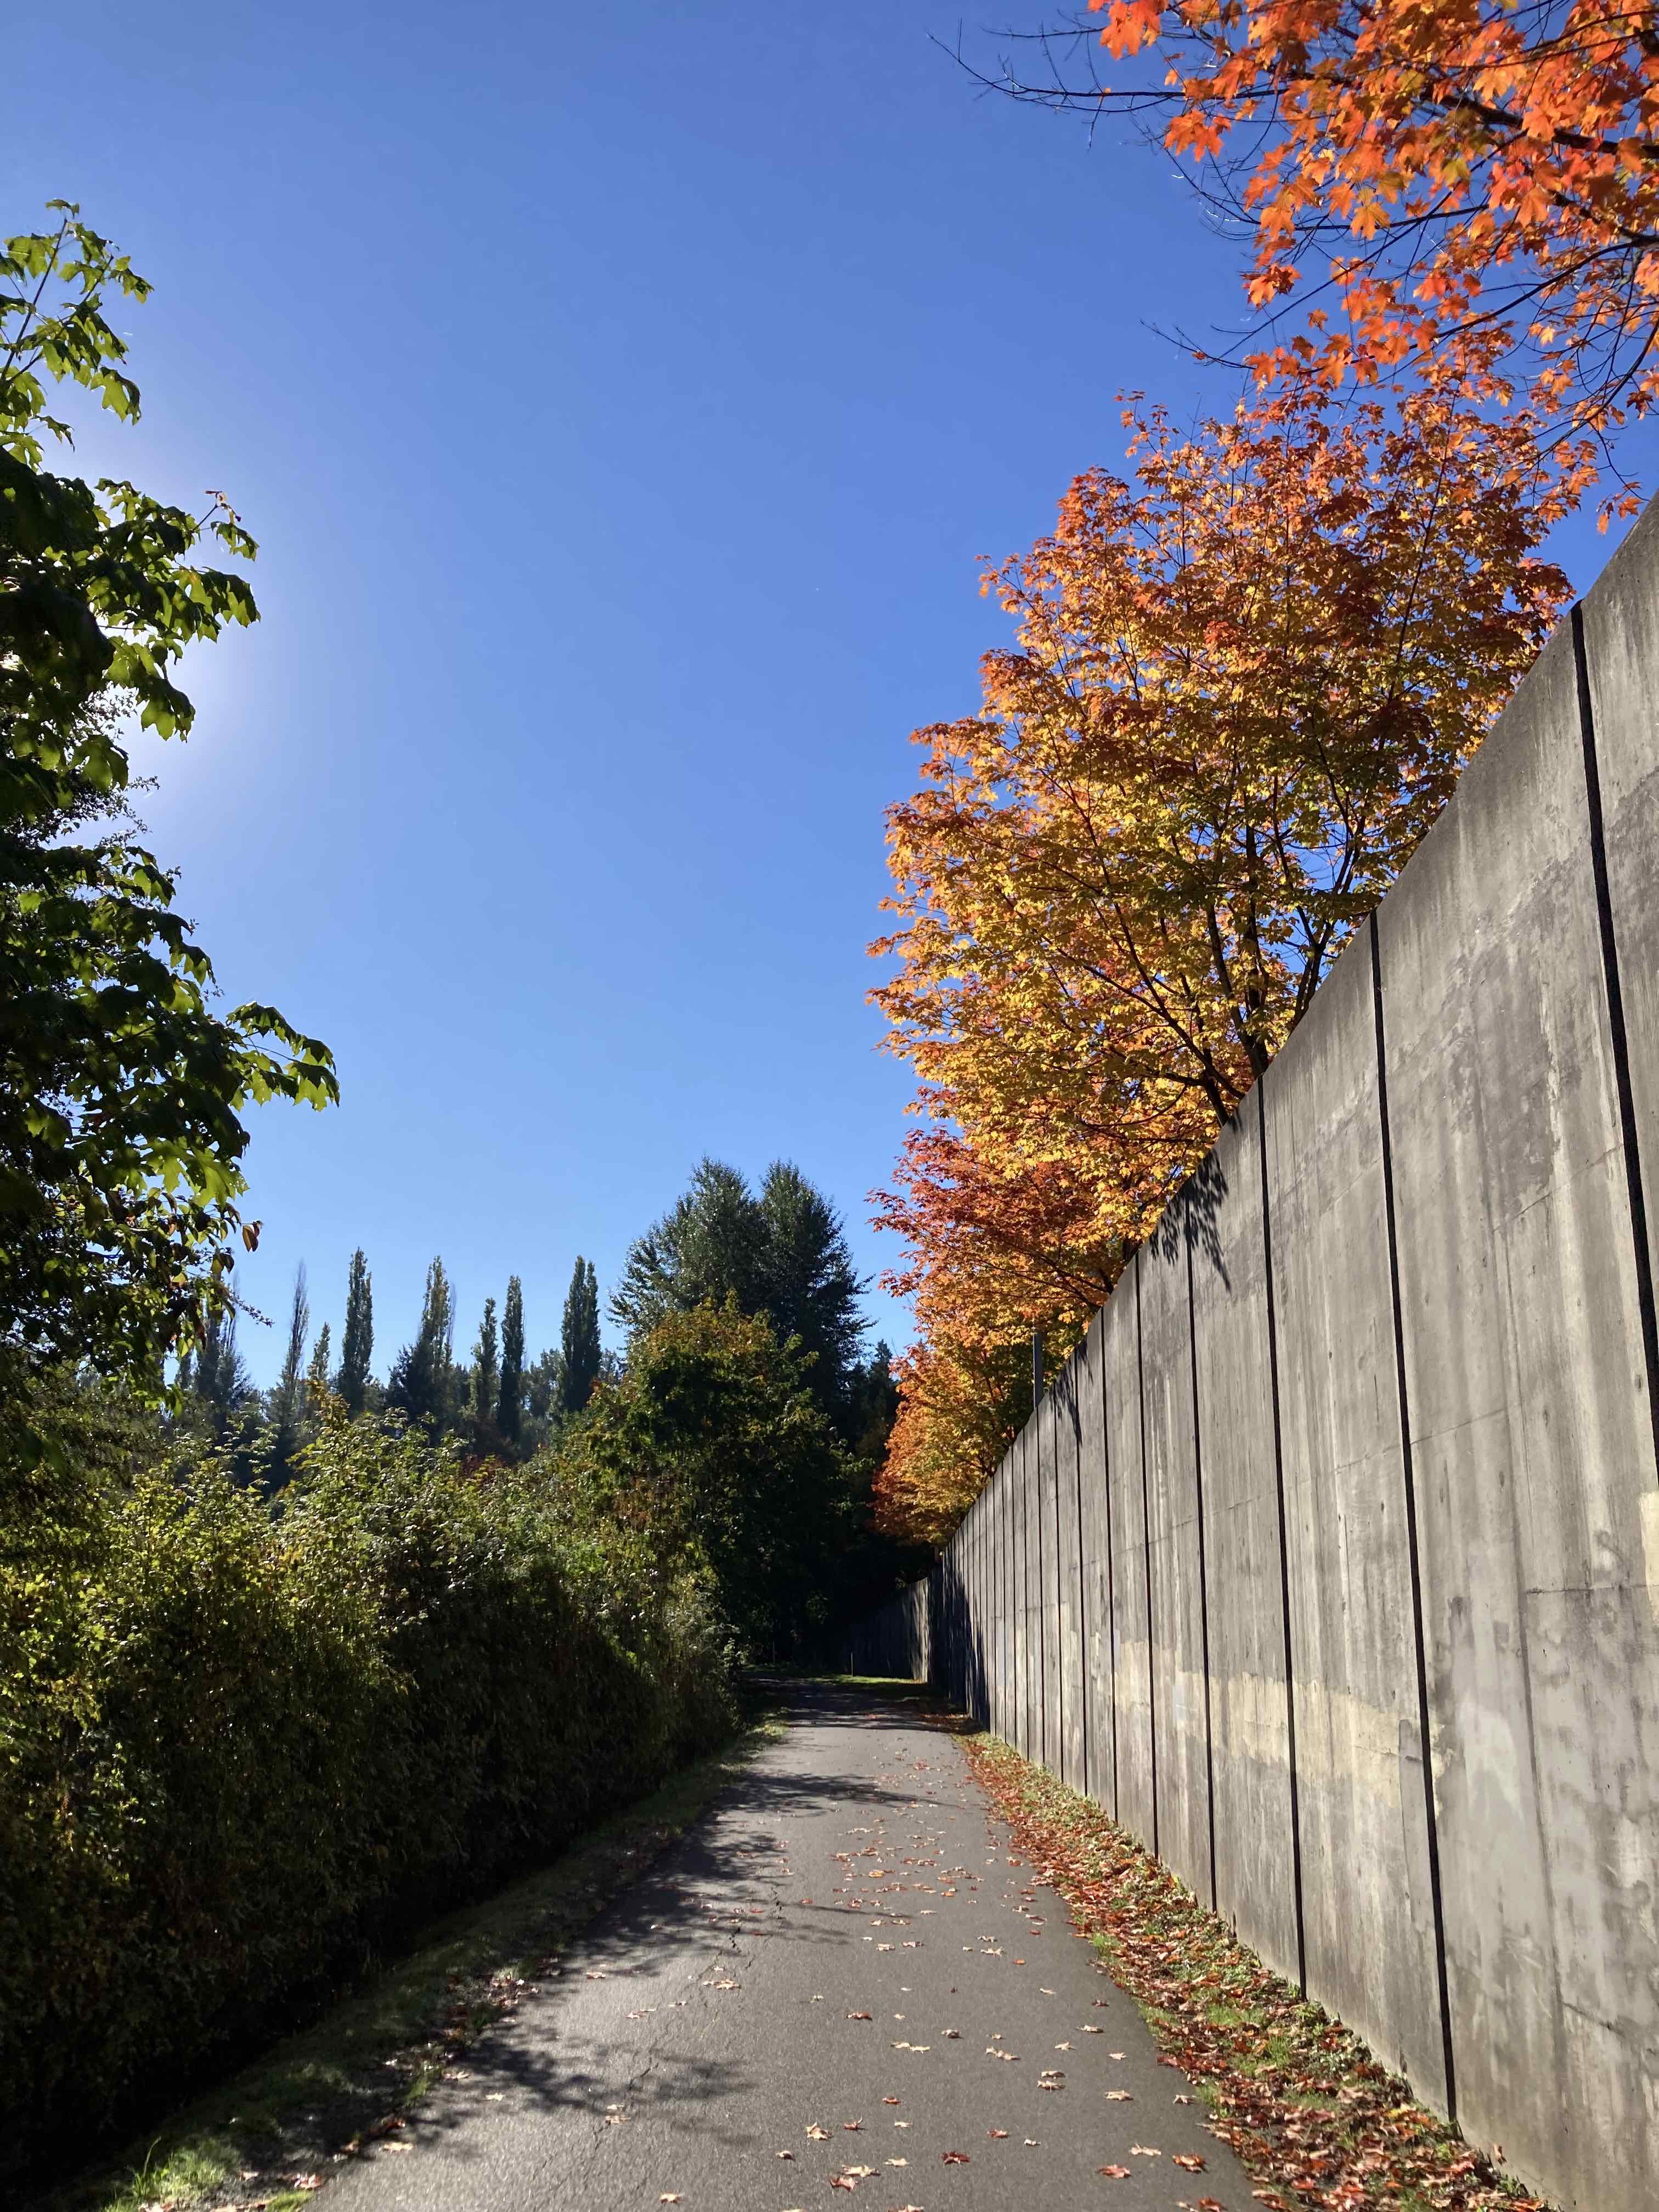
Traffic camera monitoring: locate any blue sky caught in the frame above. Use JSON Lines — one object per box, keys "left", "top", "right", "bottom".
{"left": 10, "top": 3, "right": 1640, "bottom": 1383}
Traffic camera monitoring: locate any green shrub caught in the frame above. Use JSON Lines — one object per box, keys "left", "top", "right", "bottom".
{"left": 0, "top": 1406, "right": 736, "bottom": 2186}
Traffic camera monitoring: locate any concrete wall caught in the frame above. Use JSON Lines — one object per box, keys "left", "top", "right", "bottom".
{"left": 851, "top": 498, "right": 1659, "bottom": 2212}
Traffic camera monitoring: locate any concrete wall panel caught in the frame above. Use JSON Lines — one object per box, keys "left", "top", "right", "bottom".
{"left": 1265, "top": 928, "right": 1448, "bottom": 2106}
{"left": 1076, "top": 1311, "right": 1115, "bottom": 1814}
{"left": 1053, "top": 1353, "right": 1087, "bottom": 1794}
{"left": 1381, "top": 617, "right": 1659, "bottom": 2207}
{"left": 1035, "top": 1389, "right": 1060, "bottom": 1777}
{"left": 1104, "top": 1259, "right": 1155, "bottom": 1844}
{"left": 1189, "top": 1084, "right": 1301, "bottom": 1983}
{"left": 1139, "top": 1215, "right": 1214, "bottom": 1906}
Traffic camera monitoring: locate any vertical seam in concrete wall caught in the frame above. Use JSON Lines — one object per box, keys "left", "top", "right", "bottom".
{"left": 1074, "top": 1387, "right": 1091, "bottom": 1803}
{"left": 1100, "top": 1321, "right": 1120, "bottom": 1820}
{"left": 1187, "top": 1237, "right": 1219, "bottom": 1912}
{"left": 1053, "top": 1391, "right": 1066, "bottom": 1782}
{"left": 1044, "top": 1398, "right": 1057, "bottom": 1778}
{"left": 1368, "top": 909, "right": 1458, "bottom": 2124}
{"left": 1135, "top": 1256, "right": 1160, "bottom": 1859}
{"left": 1256, "top": 1072, "right": 1307, "bottom": 1994}
{"left": 1573, "top": 602, "right": 1659, "bottom": 1481}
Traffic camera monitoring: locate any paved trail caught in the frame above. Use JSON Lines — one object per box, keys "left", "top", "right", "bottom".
{"left": 326, "top": 1685, "right": 1252, "bottom": 2210}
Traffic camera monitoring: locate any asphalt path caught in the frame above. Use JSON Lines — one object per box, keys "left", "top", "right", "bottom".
{"left": 323, "top": 1683, "right": 1251, "bottom": 2210}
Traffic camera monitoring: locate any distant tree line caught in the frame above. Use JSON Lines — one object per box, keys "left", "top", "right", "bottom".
{"left": 177, "top": 1250, "right": 608, "bottom": 1486}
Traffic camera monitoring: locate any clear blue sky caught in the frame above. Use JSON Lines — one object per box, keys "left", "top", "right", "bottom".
{"left": 9, "top": 3, "right": 1636, "bottom": 1383}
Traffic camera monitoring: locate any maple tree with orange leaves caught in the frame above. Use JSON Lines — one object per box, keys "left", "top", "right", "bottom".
{"left": 974, "top": 0, "right": 1658, "bottom": 503}
{"left": 870, "top": 369, "right": 1568, "bottom": 1542}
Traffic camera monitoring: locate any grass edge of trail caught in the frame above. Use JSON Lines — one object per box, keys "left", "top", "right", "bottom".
{"left": 964, "top": 1733, "right": 1556, "bottom": 2212}
{"left": 42, "top": 1699, "right": 793, "bottom": 2212}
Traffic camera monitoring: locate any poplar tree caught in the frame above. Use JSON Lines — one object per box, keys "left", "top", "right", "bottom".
{"left": 559, "top": 1258, "right": 601, "bottom": 1415}
{"left": 336, "top": 1248, "right": 373, "bottom": 1413}
{"left": 471, "top": 1296, "right": 499, "bottom": 1431}
{"left": 498, "top": 1276, "right": 525, "bottom": 1444}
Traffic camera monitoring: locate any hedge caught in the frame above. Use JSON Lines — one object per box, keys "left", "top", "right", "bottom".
{"left": 0, "top": 1408, "right": 737, "bottom": 2187}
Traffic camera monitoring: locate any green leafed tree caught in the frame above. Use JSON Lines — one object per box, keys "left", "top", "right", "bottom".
{"left": 0, "top": 205, "right": 336, "bottom": 1429}
{"left": 560, "top": 1257, "right": 601, "bottom": 1417}
{"left": 561, "top": 1301, "right": 856, "bottom": 1658}
{"left": 335, "top": 1248, "right": 373, "bottom": 1413}
{"left": 498, "top": 1274, "right": 524, "bottom": 1444}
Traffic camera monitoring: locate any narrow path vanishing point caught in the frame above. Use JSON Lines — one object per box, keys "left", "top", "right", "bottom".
{"left": 324, "top": 1684, "right": 1253, "bottom": 2210}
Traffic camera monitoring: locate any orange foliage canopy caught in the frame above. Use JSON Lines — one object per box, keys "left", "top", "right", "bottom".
{"left": 1014, "top": 0, "right": 1659, "bottom": 494}
{"left": 870, "top": 371, "right": 1569, "bottom": 1544}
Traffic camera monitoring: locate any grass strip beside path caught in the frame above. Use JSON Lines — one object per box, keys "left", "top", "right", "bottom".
{"left": 965, "top": 1734, "right": 1552, "bottom": 2212}
{"left": 47, "top": 1706, "right": 787, "bottom": 2212}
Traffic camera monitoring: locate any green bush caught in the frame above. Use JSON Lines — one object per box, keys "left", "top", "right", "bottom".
{"left": 0, "top": 1405, "right": 736, "bottom": 2186}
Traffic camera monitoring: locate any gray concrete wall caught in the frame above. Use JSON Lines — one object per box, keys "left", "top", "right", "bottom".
{"left": 879, "top": 496, "right": 1659, "bottom": 2212}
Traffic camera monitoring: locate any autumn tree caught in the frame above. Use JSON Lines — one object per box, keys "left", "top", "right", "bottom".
{"left": 978, "top": 1, "right": 1656, "bottom": 496}
{"left": 871, "top": 370, "right": 1569, "bottom": 1542}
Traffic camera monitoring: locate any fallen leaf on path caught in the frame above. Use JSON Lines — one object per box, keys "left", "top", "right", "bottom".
{"left": 843, "top": 2120, "right": 864, "bottom": 2131}
{"left": 942, "top": 2028, "right": 960, "bottom": 2039}
{"left": 1105, "top": 2090, "right": 1132, "bottom": 2102}
{"left": 703, "top": 1977, "right": 739, "bottom": 1990}
{"left": 1097, "top": 2163, "right": 1131, "bottom": 2179}
{"left": 887, "top": 2155, "right": 907, "bottom": 2165}
{"left": 1173, "top": 2153, "right": 1207, "bottom": 2171}
{"left": 847, "top": 2011, "right": 872, "bottom": 2020}
{"left": 778, "top": 2148, "right": 795, "bottom": 2158}
{"left": 1130, "top": 2144, "right": 1160, "bottom": 2157}
{"left": 882, "top": 2096, "right": 901, "bottom": 2106}
{"left": 1173, "top": 2093, "right": 1195, "bottom": 2105}
{"left": 658, "top": 2196, "right": 682, "bottom": 2204}
{"left": 988, "top": 2128, "right": 1009, "bottom": 2138}
{"left": 1109, "top": 2051, "right": 1125, "bottom": 2061}
{"left": 1055, "top": 2041, "right": 1071, "bottom": 2050}
{"left": 941, "top": 2150, "right": 970, "bottom": 2164}
{"left": 806, "top": 2123, "right": 830, "bottom": 2140}
{"left": 1083, "top": 2024, "right": 1103, "bottom": 2034}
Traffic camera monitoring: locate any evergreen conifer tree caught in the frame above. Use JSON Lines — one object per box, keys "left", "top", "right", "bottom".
{"left": 267, "top": 1264, "right": 311, "bottom": 1481}
{"left": 498, "top": 1275, "right": 525, "bottom": 1444}
{"left": 559, "top": 1257, "right": 601, "bottom": 1415}
{"left": 306, "top": 1321, "right": 331, "bottom": 1400}
{"left": 336, "top": 1248, "right": 374, "bottom": 1413}
{"left": 471, "top": 1296, "right": 499, "bottom": 1431}
{"left": 388, "top": 1257, "right": 453, "bottom": 1433}
{"left": 191, "top": 1306, "right": 251, "bottom": 1437}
